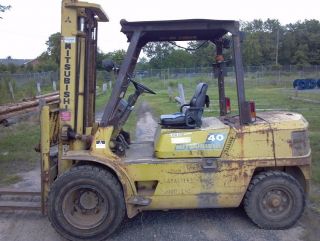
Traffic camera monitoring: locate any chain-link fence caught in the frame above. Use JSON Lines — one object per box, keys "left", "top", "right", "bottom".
{"left": 0, "top": 71, "right": 59, "bottom": 104}
{"left": 1, "top": 65, "right": 319, "bottom": 104}
{"left": 135, "top": 65, "right": 320, "bottom": 89}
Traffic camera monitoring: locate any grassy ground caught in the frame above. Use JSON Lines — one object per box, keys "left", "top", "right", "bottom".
{"left": 0, "top": 119, "right": 40, "bottom": 186}
{"left": 0, "top": 94, "right": 110, "bottom": 186}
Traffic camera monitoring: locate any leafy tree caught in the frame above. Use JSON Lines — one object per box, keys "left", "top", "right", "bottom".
{"left": 32, "top": 32, "right": 61, "bottom": 72}
{"left": 46, "top": 32, "right": 61, "bottom": 65}
{"left": 97, "top": 49, "right": 126, "bottom": 70}
{"left": 7, "top": 63, "right": 17, "bottom": 73}
{"left": 166, "top": 49, "right": 193, "bottom": 68}
{"left": 0, "top": 64, "right": 8, "bottom": 72}
{"left": 241, "top": 19, "right": 282, "bottom": 65}
{"left": 292, "top": 44, "right": 309, "bottom": 65}
{"left": 242, "top": 33, "right": 263, "bottom": 65}
{"left": 143, "top": 42, "right": 175, "bottom": 69}
{"left": 35, "top": 52, "right": 58, "bottom": 72}
{"left": 136, "top": 57, "right": 150, "bottom": 71}
{"left": 110, "top": 49, "right": 126, "bottom": 66}
{"left": 188, "top": 41, "right": 216, "bottom": 67}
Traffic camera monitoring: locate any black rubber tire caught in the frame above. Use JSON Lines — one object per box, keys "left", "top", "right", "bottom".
{"left": 48, "top": 165, "right": 125, "bottom": 241}
{"left": 244, "top": 171, "right": 305, "bottom": 229}
{"left": 309, "top": 79, "right": 317, "bottom": 89}
{"left": 293, "top": 79, "right": 300, "bottom": 88}
{"left": 298, "top": 79, "right": 306, "bottom": 90}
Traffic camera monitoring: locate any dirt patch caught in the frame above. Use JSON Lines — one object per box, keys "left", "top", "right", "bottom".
{"left": 9, "top": 167, "right": 41, "bottom": 191}
{"left": 300, "top": 183, "right": 320, "bottom": 241}
{"left": 299, "top": 208, "right": 320, "bottom": 241}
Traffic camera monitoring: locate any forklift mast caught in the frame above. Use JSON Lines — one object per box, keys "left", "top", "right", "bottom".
{"left": 59, "top": 0, "right": 108, "bottom": 172}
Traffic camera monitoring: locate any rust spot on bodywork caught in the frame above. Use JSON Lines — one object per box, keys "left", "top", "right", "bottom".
{"left": 197, "top": 193, "right": 219, "bottom": 208}
{"left": 200, "top": 175, "right": 215, "bottom": 190}
{"left": 276, "top": 155, "right": 311, "bottom": 167}
{"left": 238, "top": 132, "right": 245, "bottom": 158}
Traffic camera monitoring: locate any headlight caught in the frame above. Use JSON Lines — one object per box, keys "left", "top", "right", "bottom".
{"left": 291, "top": 130, "right": 310, "bottom": 156}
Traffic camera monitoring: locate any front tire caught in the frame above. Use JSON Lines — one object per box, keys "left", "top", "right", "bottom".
{"left": 48, "top": 165, "right": 125, "bottom": 241}
{"left": 244, "top": 171, "right": 305, "bottom": 229}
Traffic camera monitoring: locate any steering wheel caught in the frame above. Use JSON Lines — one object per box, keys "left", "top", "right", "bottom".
{"left": 130, "top": 78, "right": 156, "bottom": 95}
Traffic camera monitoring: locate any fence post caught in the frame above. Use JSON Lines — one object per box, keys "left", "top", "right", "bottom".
{"left": 8, "top": 80, "right": 15, "bottom": 101}
{"left": 162, "top": 69, "right": 166, "bottom": 88}
{"left": 37, "top": 81, "right": 41, "bottom": 96}
{"left": 102, "top": 82, "right": 108, "bottom": 94}
{"left": 177, "top": 83, "right": 186, "bottom": 105}
{"left": 167, "top": 86, "right": 173, "bottom": 102}
{"left": 52, "top": 81, "right": 57, "bottom": 91}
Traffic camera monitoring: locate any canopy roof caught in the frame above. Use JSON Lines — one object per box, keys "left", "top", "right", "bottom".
{"left": 120, "top": 19, "right": 240, "bottom": 43}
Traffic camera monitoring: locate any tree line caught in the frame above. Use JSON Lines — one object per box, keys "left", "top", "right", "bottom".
{"left": 140, "top": 19, "right": 320, "bottom": 69}
{"left": 1, "top": 18, "right": 320, "bottom": 73}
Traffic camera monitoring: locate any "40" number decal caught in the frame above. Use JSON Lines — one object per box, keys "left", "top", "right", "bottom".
{"left": 206, "top": 133, "right": 225, "bottom": 142}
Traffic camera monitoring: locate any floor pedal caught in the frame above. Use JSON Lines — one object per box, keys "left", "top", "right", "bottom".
{"left": 127, "top": 196, "right": 152, "bottom": 206}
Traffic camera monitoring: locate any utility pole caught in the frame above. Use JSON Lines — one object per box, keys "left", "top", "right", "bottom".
{"left": 275, "top": 28, "right": 279, "bottom": 65}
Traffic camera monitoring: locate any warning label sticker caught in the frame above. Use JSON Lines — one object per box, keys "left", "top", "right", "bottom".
{"left": 60, "top": 111, "right": 71, "bottom": 121}
{"left": 63, "top": 36, "right": 76, "bottom": 43}
{"left": 96, "top": 140, "right": 106, "bottom": 149}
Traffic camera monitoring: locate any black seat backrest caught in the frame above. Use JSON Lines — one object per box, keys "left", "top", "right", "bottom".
{"left": 189, "top": 83, "right": 208, "bottom": 108}
{"left": 160, "top": 82, "right": 209, "bottom": 128}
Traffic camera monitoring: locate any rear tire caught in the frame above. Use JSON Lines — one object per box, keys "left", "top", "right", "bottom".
{"left": 244, "top": 171, "right": 305, "bottom": 229}
{"left": 48, "top": 165, "right": 125, "bottom": 241}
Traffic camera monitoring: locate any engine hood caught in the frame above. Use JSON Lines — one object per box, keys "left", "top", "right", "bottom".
{"left": 257, "top": 111, "right": 309, "bottom": 130}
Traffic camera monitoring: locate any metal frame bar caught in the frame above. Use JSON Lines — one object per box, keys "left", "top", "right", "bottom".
{"left": 100, "top": 31, "right": 143, "bottom": 126}
{"left": 215, "top": 39, "right": 227, "bottom": 116}
{"left": 232, "top": 34, "right": 251, "bottom": 124}
{"left": 101, "top": 19, "right": 250, "bottom": 125}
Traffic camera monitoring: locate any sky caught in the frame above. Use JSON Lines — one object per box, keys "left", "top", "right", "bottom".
{"left": 0, "top": 0, "right": 319, "bottom": 59}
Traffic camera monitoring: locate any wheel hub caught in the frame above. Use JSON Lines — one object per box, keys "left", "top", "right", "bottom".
{"left": 79, "top": 191, "right": 99, "bottom": 210}
{"left": 270, "top": 195, "right": 281, "bottom": 207}
{"left": 62, "top": 186, "right": 108, "bottom": 229}
{"left": 262, "top": 189, "right": 290, "bottom": 216}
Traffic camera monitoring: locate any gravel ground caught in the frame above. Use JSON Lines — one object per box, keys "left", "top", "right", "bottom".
{"left": 0, "top": 207, "right": 304, "bottom": 241}
{"left": 0, "top": 103, "right": 315, "bottom": 241}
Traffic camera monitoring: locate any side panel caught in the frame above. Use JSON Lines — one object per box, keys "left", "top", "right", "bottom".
{"left": 124, "top": 160, "right": 255, "bottom": 210}
{"left": 222, "top": 126, "right": 276, "bottom": 166}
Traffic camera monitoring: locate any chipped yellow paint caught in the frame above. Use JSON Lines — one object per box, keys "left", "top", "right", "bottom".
{"left": 124, "top": 159, "right": 254, "bottom": 209}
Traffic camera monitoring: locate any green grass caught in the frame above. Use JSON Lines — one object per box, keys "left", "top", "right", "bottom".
{"left": 0, "top": 78, "right": 55, "bottom": 104}
{"left": 0, "top": 121, "right": 40, "bottom": 186}
{"left": 96, "top": 91, "right": 110, "bottom": 111}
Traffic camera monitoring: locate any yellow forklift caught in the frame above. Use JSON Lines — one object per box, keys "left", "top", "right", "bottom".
{"left": 1, "top": 1, "right": 312, "bottom": 241}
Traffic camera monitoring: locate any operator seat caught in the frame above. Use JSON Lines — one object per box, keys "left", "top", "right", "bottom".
{"left": 160, "top": 82, "right": 209, "bottom": 128}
